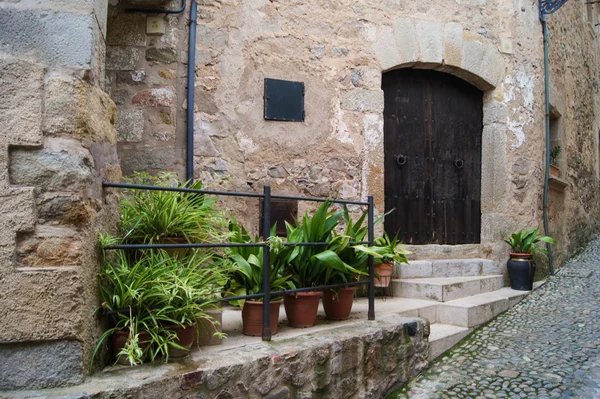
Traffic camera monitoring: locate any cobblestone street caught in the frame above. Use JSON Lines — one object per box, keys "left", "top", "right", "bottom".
{"left": 389, "top": 237, "right": 600, "bottom": 399}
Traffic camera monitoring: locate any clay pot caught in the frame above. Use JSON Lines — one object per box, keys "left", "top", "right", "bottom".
{"left": 507, "top": 252, "right": 535, "bottom": 291}
{"left": 322, "top": 287, "right": 358, "bottom": 320}
{"left": 374, "top": 263, "right": 394, "bottom": 287}
{"left": 283, "top": 291, "right": 322, "bottom": 328}
{"left": 167, "top": 324, "right": 197, "bottom": 358}
{"left": 112, "top": 330, "right": 151, "bottom": 365}
{"left": 241, "top": 299, "right": 283, "bottom": 336}
{"left": 197, "top": 309, "right": 223, "bottom": 346}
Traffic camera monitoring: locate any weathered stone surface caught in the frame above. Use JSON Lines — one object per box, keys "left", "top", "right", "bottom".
{"left": 340, "top": 89, "right": 384, "bottom": 113}
{"left": 106, "top": 46, "right": 139, "bottom": 70}
{"left": 131, "top": 87, "right": 176, "bottom": 107}
{"left": 119, "top": 146, "right": 176, "bottom": 175}
{"left": 461, "top": 39, "right": 485, "bottom": 81}
{"left": 483, "top": 100, "right": 508, "bottom": 125}
{"left": 373, "top": 25, "right": 401, "bottom": 70}
{"left": 0, "top": 6, "right": 96, "bottom": 68}
{"left": 393, "top": 17, "right": 418, "bottom": 66}
{"left": 17, "top": 226, "right": 83, "bottom": 267}
{"left": 443, "top": 22, "right": 463, "bottom": 66}
{"left": 115, "top": 109, "right": 144, "bottom": 142}
{"left": 0, "top": 340, "right": 83, "bottom": 390}
{"left": 42, "top": 77, "right": 117, "bottom": 144}
{"left": 0, "top": 56, "right": 44, "bottom": 146}
{"left": 106, "top": 13, "right": 146, "bottom": 46}
{"left": 146, "top": 47, "right": 177, "bottom": 64}
{"left": 9, "top": 138, "right": 94, "bottom": 191}
{"left": 415, "top": 20, "right": 443, "bottom": 65}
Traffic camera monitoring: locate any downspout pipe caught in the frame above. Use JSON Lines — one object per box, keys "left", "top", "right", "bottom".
{"left": 186, "top": 1, "right": 197, "bottom": 183}
{"left": 541, "top": 14, "right": 555, "bottom": 275}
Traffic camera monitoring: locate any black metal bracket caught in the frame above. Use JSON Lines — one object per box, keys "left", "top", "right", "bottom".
{"left": 539, "top": 0, "right": 570, "bottom": 20}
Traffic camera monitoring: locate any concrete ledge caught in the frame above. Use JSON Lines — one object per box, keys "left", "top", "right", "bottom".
{"left": 2, "top": 315, "right": 430, "bottom": 399}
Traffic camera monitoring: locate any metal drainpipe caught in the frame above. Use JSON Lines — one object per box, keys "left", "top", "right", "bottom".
{"left": 542, "top": 16, "right": 555, "bottom": 275}
{"left": 186, "top": 1, "right": 197, "bottom": 183}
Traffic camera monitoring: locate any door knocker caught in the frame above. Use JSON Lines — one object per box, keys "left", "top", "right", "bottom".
{"left": 395, "top": 154, "right": 407, "bottom": 166}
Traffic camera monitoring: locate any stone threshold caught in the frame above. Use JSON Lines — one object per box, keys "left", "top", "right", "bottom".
{"left": 3, "top": 298, "right": 431, "bottom": 399}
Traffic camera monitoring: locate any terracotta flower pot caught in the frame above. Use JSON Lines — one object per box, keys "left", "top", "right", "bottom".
{"left": 322, "top": 287, "right": 358, "bottom": 320}
{"left": 167, "top": 323, "right": 197, "bottom": 358}
{"left": 374, "top": 263, "right": 394, "bottom": 287}
{"left": 507, "top": 252, "right": 535, "bottom": 291}
{"left": 112, "top": 330, "right": 151, "bottom": 365}
{"left": 196, "top": 309, "right": 223, "bottom": 346}
{"left": 283, "top": 291, "right": 322, "bottom": 328}
{"left": 241, "top": 299, "right": 283, "bottom": 336}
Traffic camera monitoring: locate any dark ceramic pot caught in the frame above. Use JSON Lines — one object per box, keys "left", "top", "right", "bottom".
{"left": 507, "top": 252, "right": 535, "bottom": 291}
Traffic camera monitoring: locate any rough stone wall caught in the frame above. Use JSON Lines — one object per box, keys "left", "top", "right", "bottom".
{"left": 545, "top": 2, "right": 600, "bottom": 269}
{"left": 0, "top": 0, "right": 120, "bottom": 390}
{"left": 107, "top": 0, "right": 600, "bottom": 266}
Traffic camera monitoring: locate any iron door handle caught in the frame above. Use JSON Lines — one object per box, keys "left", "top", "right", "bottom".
{"left": 455, "top": 159, "right": 464, "bottom": 169}
{"left": 395, "top": 154, "right": 407, "bottom": 166}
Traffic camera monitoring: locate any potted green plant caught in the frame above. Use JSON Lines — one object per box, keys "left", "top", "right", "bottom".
{"left": 549, "top": 146, "right": 561, "bottom": 177}
{"left": 353, "top": 232, "right": 410, "bottom": 287}
{"left": 120, "top": 172, "right": 227, "bottom": 257}
{"left": 226, "top": 218, "right": 294, "bottom": 336}
{"left": 504, "top": 227, "right": 555, "bottom": 290}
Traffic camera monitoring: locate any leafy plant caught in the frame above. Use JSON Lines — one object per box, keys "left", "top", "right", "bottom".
{"left": 226, "top": 218, "right": 294, "bottom": 304}
{"left": 549, "top": 146, "right": 561, "bottom": 166}
{"left": 504, "top": 227, "right": 555, "bottom": 258}
{"left": 353, "top": 231, "right": 410, "bottom": 265}
{"left": 285, "top": 201, "right": 364, "bottom": 288}
{"left": 120, "top": 172, "right": 227, "bottom": 244}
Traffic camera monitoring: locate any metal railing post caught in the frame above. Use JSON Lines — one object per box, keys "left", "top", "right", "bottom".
{"left": 368, "top": 196, "right": 375, "bottom": 321}
{"left": 262, "top": 185, "right": 272, "bottom": 341}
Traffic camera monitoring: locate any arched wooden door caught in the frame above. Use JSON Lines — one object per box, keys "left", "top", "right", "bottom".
{"left": 383, "top": 69, "right": 483, "bottom": 245}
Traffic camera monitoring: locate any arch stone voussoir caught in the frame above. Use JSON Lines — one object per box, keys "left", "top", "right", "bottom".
{"left": 373, "top": 19, "right": 505, "bottom": 91}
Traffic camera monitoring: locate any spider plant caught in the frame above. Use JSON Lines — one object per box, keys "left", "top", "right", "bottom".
{"left": 504, "top": 227, "right": 555, "bottom": 258}
{"left": 120, "top": 172, "right": 227, "bottom": 244}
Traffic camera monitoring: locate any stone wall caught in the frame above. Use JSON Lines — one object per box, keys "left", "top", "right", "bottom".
{"left": 106, "top": 1, "right": 600, "bottom": 262}
{"left": 0, "top": 0, "right": 120, "bottom": 390}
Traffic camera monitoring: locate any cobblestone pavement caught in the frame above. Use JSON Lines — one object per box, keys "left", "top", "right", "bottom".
{"left": 389, "top": 237, "right": 600, "bottom": 399}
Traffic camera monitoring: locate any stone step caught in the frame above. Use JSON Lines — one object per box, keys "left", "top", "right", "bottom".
{"left": 391, "top": 275, "right": 504, "bottom": 302}
{"left": 428, "top": 323, "right": 472, "bottom": 361}
{"left": 394, "top": 258, "right": 502, "bottom": 279}
{"left": 436, "top": 287, "right": 530, "bottom": 328}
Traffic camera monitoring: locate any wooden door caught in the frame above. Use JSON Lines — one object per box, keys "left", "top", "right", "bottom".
{"left": 383, "top": 69, "right": 482, "bottom": 245}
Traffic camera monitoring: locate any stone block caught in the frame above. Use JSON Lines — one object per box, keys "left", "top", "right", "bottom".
{"left": 106, "top": 46, "right": 140, "bottom": 70}
{"left": 481, "top": 123, "right": 508, "bottom": 213}
{"left": 115, "top": 109, "right": 144, "bottom": 142}
{"left": 480, "top": 43, "right": 505, "bottom": 88}
{"left": 0, "top": 340, "right": 83, "bottom": 390}
{"left": 0, "top": 6, "right": 95, "bottom": 69}
{"left": 0, "top": 56, "right": 44, "bottom": 146}
{"left": 132, "top": 87, "right": 176, "bottom": 107}
{"left": 9, "top": 137, "right": 94, "bottom": 191}
{"left": 396, "top": 261, "right": 433, "bottom": 278}
{"left": 119, "top": 146, "right": 176, "bottom": 175}
{"left": 443, "top": 22, "right": 463, "bottom": 67}
{"left": 372, "top": 25, "right": 401, "bottom": 71}
{"left": 106, "top": 13, "right": 146, "bottom": 46}
{"left": 415, "top": 20, "right": 443, "bottom": 65}
{"left": 43, "top": 76, "right": 117, "bottom": 144}
{"left": 146, "top": 47, "right": 177, "bottom": 64}
{"left": 393, "top": 17, "right": 418, "bottom": 65}
{"left": 340, "top": 89, "right": 384, "bottom": 113}
{"left": 17, "top": 226, "right": 83, "bottom": 267}
{"left": 461, "top": 39, "right": 485, "bottom": 82}
{"left": 432, "top": 259, "right": 481, "bottom": 277}
{"left": 0, "top": 189, "right": 36, "bottom": 247}
{"left": 483, "top": 100, "right": 508, "bottom": 125}
{"left": 443, "top": 279, "right": 481, "bottom": 301}
{"left": 481, "top": 260, "right": 502, "bottom": 275}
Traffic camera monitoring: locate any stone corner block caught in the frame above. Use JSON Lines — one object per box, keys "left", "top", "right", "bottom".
{"left": 0, "top": 56, "right": 44, "bottom": 146}
{"left": 480, "top": 43, "right": 505, "bottom": 88}
{"left": 461, "top": 39, "right": 485, "bottom": 83}
{"left": 372, "top": 25, "right": 401, "bottom": 71}
{"left": 340, "top": 89, "right": 384, "bottom": 113}
{"left": 415, "top": 20, "right": 443, "bottom": 65}
{"left": 483, "top": 100, "right": 508, "bottom": 125}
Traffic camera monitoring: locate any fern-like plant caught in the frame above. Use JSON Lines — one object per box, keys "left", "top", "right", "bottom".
{"left": 504, "top": 227, "right": 555, "bottom": 258}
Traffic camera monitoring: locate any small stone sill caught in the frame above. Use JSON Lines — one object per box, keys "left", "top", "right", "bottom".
{"left": 549, "top": 176, "right": 568, "bottom": 192}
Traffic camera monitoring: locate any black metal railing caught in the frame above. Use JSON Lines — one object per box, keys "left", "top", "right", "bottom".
{"left": 102, "top": 182, "right": 376, "bottom": 341}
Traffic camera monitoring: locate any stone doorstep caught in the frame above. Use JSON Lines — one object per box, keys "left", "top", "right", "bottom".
{"left": 428, "top": 324, "right": 472, "bottom": 361}
{"left": 2, "top": 314, "right": 428, "bottom": 399}
{"left": 391, "top": 275, "right": 505, "bottom": 302}
{"left": 393, "top": 258, "right": 502, "bottom": 279}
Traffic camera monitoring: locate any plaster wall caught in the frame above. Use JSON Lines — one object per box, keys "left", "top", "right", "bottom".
{"left": 107, "top": 0, "right": 600, "bottom": 269}
{"left": 0, "top": 0, "right": 120, "bottom": 390}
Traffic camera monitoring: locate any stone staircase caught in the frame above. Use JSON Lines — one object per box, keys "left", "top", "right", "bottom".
{"left": 388, "top": 259, "right": 541, "bottom": 361}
